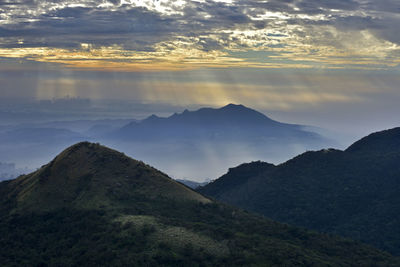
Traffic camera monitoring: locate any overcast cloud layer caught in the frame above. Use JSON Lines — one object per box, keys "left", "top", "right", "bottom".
{"left": 0, "top": 0, "right": 399, "bottom": 70}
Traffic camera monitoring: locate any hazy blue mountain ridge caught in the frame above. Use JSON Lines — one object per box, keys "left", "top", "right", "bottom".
{"left": 105, "top": 104, "right": 332, "bottom": 179}
{"left": 0, "top": 104, "right": 335, "bottom": 180}
{"left": 113, "top": 104, "right": 321, "bottom": 141}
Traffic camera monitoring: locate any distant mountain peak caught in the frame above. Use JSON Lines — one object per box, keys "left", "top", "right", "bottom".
{"left": 218, "top": 103, "right": 261, "bottom": 115}
{"left": 145, "top": 114, "right": 160, "bottom": 120}
{"left": 180, "top": 104, "right": 275, "bottom": 123}
{"left": 221, "top": 103, "right": 246, "bottom": 110}
{"left": 141, "top": 104, "right": 270, "bottom": 121}
{"left": 111, "top": 104, "right": 327, "bottom": 171}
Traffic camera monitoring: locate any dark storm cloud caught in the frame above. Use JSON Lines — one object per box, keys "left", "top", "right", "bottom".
{"left": 193, "top": 1, "right": 251, "bottom": 25}
{"left": 0, "top": 0, "right": 399, "bottom": 57}
{"left": 237, "top": 0, "right": 294, "bottom": 13}
{"left": 362, "top": 0, "right": 400, "bottom": 13}
{"left": 295, "top": 0, "right": 360, "bottom": 13}
{"left": 0, "top": 0, "right": 34, "bottom": 6}
{"left": 0, "top": 5, "right": 179, "bottom": 49}
{"left": 237, "top": 0, "right": 359, "bottom": 15}
{"left": 0, "top": 0, "right": 265, "bottom": 52}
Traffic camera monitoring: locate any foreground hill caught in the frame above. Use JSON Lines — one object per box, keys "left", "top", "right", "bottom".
{"left": 198, "top": 127, "right": 400, "bottom": 255}
{"left": 105, "top": 103, "right": 332, "bottom": 179}
{"left": 0, "top": 142, "right": 398, "bottom": 266}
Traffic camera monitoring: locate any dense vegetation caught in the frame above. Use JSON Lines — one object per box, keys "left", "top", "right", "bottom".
{"left": 0, "top": 142, "right": 399, "bottom": 266}
{"left": 199, "top": 127, "right": 400, "bottom": 255}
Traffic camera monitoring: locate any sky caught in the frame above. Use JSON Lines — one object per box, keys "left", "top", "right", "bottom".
{"left": 1, "top": 0, "right": 400, "bottom": 139}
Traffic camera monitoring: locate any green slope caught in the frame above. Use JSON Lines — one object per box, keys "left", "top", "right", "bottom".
{"left": 198, "top": 127, "right": 400, "bottom": 255}
{"left": 5, "top": 142, "right": 208, "bottom": 213}
{"left": 0, "top": 142, "right": 398, "bottom": 266}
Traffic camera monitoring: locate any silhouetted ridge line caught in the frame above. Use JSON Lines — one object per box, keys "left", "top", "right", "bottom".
{"left": 0, "top": 142, "right": 398, "bottom": 265}
{"left": 199, "top": 126, "right": 400, "bottom": 255}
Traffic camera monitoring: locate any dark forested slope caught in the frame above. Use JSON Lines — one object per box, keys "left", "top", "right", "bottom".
{"left": 0, "top": 142, "right": 398, "bottom": 266}
{"left": 198, "top": 127, "right": 400, "bottom": 255}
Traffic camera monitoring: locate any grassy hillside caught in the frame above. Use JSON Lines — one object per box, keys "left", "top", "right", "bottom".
{"left": 0, "top": 142, "right": 398, "bottom": 266}
{"left": 5, "top": 142, "right": 208, "bottom": 213}
{"left": 198, "top": 127, "right": 400, "bottom": 255}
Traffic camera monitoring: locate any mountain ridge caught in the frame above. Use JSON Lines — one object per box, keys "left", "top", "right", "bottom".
{"left": 114, "top": 103, "right": 320, "bottom": 139}
{"left": 198, "top": 127, "right": 400, "bottom": 255}
{"left": 5, "top": 142, "right": 209, "bottom": 213}
{"left": 346, "top": 127, "right": 400, "bottom": 154}
{"left": 105, "top": 103, "right": 332, "bottom": 179}
{"left": 1, "top": 141, "right": 399, "bottom": 266}
{"left": 136, "top": 103, "right": 281, "bottom": 126}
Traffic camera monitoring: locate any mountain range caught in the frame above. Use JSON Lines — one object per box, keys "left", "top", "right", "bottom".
{"left": 105, "top": 103, "right": 333, "bottom": 179}
{"left": 113, "top": 104, "right": 318, "bottom": 141}
{"left": 0, "top": 104, "right": 333, "bottom": 181}
{"left": 0, "top": 142, "right": 398, "bottom": 266}
{"left": 198, "top": 127, "right": 400, "bottom": 255}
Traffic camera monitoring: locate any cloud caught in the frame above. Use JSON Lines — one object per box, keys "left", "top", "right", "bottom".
{"left": 0, "top": 0, "right": 398, "bottom": 70}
